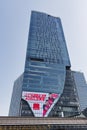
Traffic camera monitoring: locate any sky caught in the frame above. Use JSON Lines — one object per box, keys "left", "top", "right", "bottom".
{"left": 0, "top": 0, "right": 87, "bottom": 116}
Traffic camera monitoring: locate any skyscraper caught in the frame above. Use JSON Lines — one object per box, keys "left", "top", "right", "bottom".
{"left": 9, "top": 11, "right": 87, "bottom": 117}
{"left": 73, "top": 71, "right": 87, "bottom": 111}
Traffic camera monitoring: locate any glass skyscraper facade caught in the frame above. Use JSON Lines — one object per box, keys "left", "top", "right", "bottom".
{"left": 73, "top": 71, "right": 87, "bottom": 111}
{"left": 9, "top": 74, "right": 23, "bottom": 116}
{"left": 9, "top": 11, "right": 87, "bottom": 117}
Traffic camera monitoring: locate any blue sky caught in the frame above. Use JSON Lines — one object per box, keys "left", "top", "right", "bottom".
{"left": 0, "top": 0, "right": 87, "bottom": 116}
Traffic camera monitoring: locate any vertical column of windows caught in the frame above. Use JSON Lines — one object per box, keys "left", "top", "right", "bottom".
{"left": 28, "top": 13, "right": 64, "bottom": 63}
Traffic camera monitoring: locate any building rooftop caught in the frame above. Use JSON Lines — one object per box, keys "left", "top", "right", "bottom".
{"left": 0, "top": 117, "right": 87, "bottom": 130}
{"left": 0, "top": 116, "right": 87, "bottom": 125}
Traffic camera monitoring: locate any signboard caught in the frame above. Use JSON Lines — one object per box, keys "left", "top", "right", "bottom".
{"left": 22, "top": 91, "right": 59, "bottom": 117}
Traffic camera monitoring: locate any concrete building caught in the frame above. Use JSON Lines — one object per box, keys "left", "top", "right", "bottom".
{"left": 0, "top": 117, "right": 87, "bottom": 130}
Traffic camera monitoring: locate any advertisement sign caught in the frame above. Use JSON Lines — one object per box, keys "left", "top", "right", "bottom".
{"left": 22, "top": 91, "right": 59, "bottom": 117}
